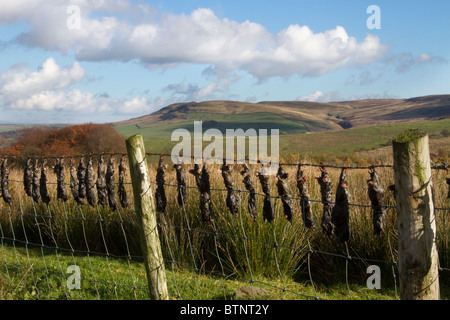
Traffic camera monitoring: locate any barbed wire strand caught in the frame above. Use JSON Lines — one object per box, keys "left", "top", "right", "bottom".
{"left": 143, "top": 152, "right": 449, "bottom": 171}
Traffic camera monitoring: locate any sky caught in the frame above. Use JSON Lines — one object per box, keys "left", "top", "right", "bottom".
{"left": 0, "top": 0, "right": 449, "bottom": 124}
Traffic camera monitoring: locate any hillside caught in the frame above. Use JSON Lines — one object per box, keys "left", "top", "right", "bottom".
{"left": 115, "top": 100, "right": 347, "bottom": 133}
{"left": 326, "top": 95, "right": 450, "bottom": 128}
{"left": 2, "top": 95, "right": 449, "bottom": 158}
{"left": 115, "top": 95, "right": 450, "bottom": 137}
{"left": 111, "top": 94, "right": 450, "bottom": 159}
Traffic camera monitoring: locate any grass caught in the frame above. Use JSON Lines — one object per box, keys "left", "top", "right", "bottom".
{"left": 0, "top": 243, "right": 401, "bottom": 300}
{"left": 279, "top": 118, "right": 450, "bottom": 156}
{"left": 115, "top": 112, "right": 308, "bottom": 140}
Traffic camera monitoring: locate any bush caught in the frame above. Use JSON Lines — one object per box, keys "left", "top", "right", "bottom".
{"left": 1, "top": 123, "right": 126, "bottom": 159}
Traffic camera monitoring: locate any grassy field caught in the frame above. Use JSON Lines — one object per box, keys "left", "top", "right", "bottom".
{"left": 115, "top": 118, "right": 450, "bottom": 164}
{"left": 279, "top": 118, "right": 450, "bottom": 157}
{"left": 116, "top": 112, "right": 308, "bottom": 139}
{"left": 0, "top": 244, "right": 400, "bottom": 300}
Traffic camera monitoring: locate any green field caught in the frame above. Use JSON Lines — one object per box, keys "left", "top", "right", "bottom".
{"left": 279, "top": 118, "right": 450, "bottom": 156}
{"left": 115, "top": 112, "right": 308, "bottom": 138}
{"left": 115, "top": 118, "right": 450, "bottom": 161}
{"left": 0, "top": 243, "right": 401, "bottom": 300}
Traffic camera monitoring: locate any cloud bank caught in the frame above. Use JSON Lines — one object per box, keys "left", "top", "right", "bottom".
{"left": 0, "top": 57, "right": 160, "bottom": 116}
{"left": 2, "top": 1, "right": 388, "bottom": 81}
{"left": 1, "top": 0, "right": 445, "bottom": 121}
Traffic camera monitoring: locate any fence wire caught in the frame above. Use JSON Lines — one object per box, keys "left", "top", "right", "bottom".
{"left": 0, "top": 153, "right": 449, "bottom": 300}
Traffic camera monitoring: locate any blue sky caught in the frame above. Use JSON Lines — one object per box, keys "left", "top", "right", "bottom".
{"left": 0, "top": 0, "right": 449, "bottom": 124}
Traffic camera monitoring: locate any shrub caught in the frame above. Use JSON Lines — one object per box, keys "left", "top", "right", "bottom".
{"left": 1, "top": 123, "right": 126, "bottom": 159}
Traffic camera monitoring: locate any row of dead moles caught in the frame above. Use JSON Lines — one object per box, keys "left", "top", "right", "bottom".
{"left": 152, "top": 155, "right": 430, "bottom": 242}
{"left": 2, "top": 154, "right": 449, "bottom": 243}
{"left": 0, "top": 155, "right": 128, "bottom": 211}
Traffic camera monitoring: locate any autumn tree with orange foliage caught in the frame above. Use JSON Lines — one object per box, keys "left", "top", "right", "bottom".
{"left": 1, "top": 123, "right": 126, "bottom": 158}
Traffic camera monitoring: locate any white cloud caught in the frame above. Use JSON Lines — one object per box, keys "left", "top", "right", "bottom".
{"left": 0, "top": 58, "right": 160, "bottom": 116}
{"left": 0, "top": 57, "right": 85, "bottom": 101}
{"left": 4, "top": 1, "right": 389, "bottom": 81}
{"left": 5, "top": 88, "right": 160, "bottom": 115}
{"left": 297, "top": 90, "right": 342, "bottom": 103}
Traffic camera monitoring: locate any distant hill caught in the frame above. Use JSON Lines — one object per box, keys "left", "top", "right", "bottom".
{"left": 326, "top": 95, "right": 450, "bottom": 128}
{"left": 114, "top": 94, "right": 450, "bottom": 139}
{"left": 2, "top": 95, "right": 449, "bottom": 158}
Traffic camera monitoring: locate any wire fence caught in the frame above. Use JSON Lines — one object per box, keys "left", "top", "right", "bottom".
{"left": 0, "top": 153, "right": 449, "bottom": 300}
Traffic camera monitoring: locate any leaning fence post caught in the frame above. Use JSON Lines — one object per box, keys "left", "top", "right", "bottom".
{"left": 392, "top": 129, "right": 440, "bottom": 300}
{"left": 126, "top": 134, "right": 169, "bottom": 300}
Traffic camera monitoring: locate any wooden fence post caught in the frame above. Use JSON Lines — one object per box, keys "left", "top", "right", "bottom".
{"left": 392, "top": 129, "right": 440, "bottom": 300}
{"left": 126, "top": 134, "right": 169, "bottom": 300}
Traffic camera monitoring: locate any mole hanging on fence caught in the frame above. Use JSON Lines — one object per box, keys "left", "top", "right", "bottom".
{"left": 23, "top": 158, "right": 33, "bottom": 198}
{"left": 174, "top": 162, "right": 188, "bottom": 206}
{"left": 85, "top": 157, "right": 97, "bottom": 207}
{"left": 70, "top": 159, "right": 84, "bottom": 205}
{"left": 367, "top": 167, "right": 387, "bottom": 235}
{"left": 296, "top": 164, "right": 314, "bottom": 229}
{"left": 276, "top": 166, "right": 293, "bottom": 222}
{"left": 331, "top": 168, "right": 351, "bottom": 243}
{"left": 221, "top": 163, "right": 240, "bottom": 218}
{"left": 32, "top": 159, "right": 41, "bottom": 204}
{"left": 96, "top": 155, "right": 108, "bottom": 206}
{"left": 240, "top": 164, "right": 258, "bottom": 222}
{"left": 77, "top": 158, "right": 87, "bottom": 203}
{"left": 189, "top": 163, "right": 201, "bottom": 189}
{"left": 256, "top": 166, "right": 274, "bottom": 223}
{"left": 1, "top": 158, "right": 12, "bottom": 205}
{"left": 106, "top": 157, "right": 118, "bottom": 211}
{"left": 39, "top": 161, "right": 51, "bottom": 205}
{"left": 316, "top": 165, "right": 334, "bottom": 236}
{"left": 155, "top": 155, "right": 167, "bottom": 213}
{"left": 199, "top": 162, "right": 213, "bottom": 223}
{"left": 118, "top": 155, "right": 128, "bottom": 209}
{"left": 53, "top": 158, "right": 69, "bottom": 202}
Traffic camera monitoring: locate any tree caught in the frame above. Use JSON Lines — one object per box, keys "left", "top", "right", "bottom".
{"left": 1, "top": 124, "right": 126, "bottom": 159}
